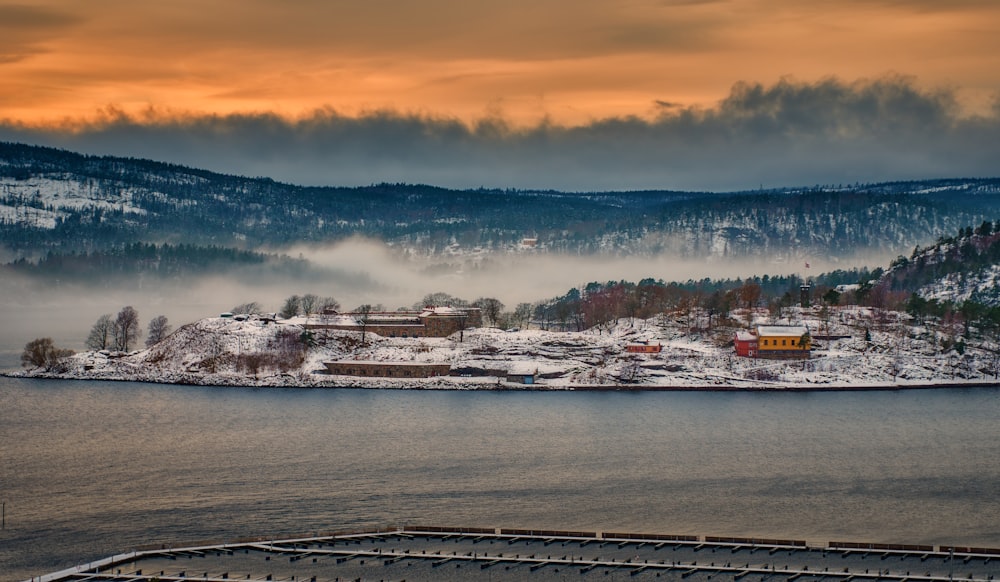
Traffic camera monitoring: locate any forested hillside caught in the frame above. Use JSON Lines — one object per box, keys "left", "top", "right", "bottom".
{"left": 880, "top": 221, "right": 1000, "bottom": 308}
{"left": 3, "top": 142, "right": 1000, "bottom": 263}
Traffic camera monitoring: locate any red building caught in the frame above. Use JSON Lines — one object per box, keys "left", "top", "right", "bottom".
{"left": 734, "top": 330, "right": 758, "bottom": 357}
{"left": 626, "top": 341, "right": 662, "bottom": 353}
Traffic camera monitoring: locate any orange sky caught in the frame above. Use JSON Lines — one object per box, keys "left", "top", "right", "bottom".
{"left": 2, "top": 0, "right": 999, "bottom": 127}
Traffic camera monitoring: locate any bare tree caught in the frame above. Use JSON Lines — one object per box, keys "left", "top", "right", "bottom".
{"left": 85, "top": 314, "right": 114, "bottom": 350}
{"left": 618, "top": 359, "right": 645, "bottom": 384}
{"left": 279, "top": 295, "right": 301, "bottom": 319}
{"left": 113, "top": 306, "right": 141, "bottom": 352}
{"left": 736, "top": 282, "right": 762, "bottom": 327}
{"left": 474, "top": 297, "right": 505, "bottom": 328}
{"left": 415, "top": 291, "right": 468, "bottom": 309}
{"left": 21, "top": 338, "right": 74, "bottom": 371}
{"left": 354, "top": 304, "right": 373, "bottom": 344}
{"left": 231, "top": 301, "right": 263, "bottom": 315}
{"left": 146, "top": 315, "right": 172, "bottom": 347}
{"left": 513, "top": 302, "right": 532, "bottom": 330}
{"left": 319, "top": 296, "right": 341, "bottom": 313}
{"left": 299, "top": 293, "right": 319, "bottom": 316}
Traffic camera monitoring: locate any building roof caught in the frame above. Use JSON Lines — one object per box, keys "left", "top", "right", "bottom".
{"left": 507, "top": 364, "right": 537, "bottom": 376}
{"left": 325, "top": 360, "right": 450, "bottom": 367}
{"left": 756, "top": 325, "right": 809, "bottom": 337}
{"left": 735, "top": 331, "right": 758, "bottom": 342}
{"left": 419, "top": 305, "right": 478, "bottom": 317}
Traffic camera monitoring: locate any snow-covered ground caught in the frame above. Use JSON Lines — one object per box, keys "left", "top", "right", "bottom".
{"left": 9, "top": 307, "right": 1000, "bottom": 390}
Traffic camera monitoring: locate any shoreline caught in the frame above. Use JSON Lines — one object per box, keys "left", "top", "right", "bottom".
{"left": 11, "top": 312, "right": 1000, "bottom": 394}
{"left": 6, "top": 369, "right": 1000, "bottom": 392}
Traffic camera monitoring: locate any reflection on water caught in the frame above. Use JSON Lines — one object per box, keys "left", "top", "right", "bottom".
{"left": 1, "top": 377, "right": 999, "bottom": 581}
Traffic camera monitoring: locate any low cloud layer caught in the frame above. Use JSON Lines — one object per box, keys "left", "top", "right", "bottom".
{"left": 2, "top": 76, "right": 997, "bottom": 191}
{"left": 0, "top": 236, "right": 890, "bottom": 360}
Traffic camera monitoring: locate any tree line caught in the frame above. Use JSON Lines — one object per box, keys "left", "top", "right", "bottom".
{"left": 21, "top": 306, "right": 171, "bottom": 371}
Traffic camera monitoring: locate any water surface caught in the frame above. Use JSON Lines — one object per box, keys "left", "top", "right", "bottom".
{"left": 1, "top": 377, "right": 998, "bottom": 581}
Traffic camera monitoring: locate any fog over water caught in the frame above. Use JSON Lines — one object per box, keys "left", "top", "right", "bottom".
{"left": 0, "top": 237, "right": 892, "bottom": 360}
{"left": 0, "top": 239, "right": 889, "bottom": 360}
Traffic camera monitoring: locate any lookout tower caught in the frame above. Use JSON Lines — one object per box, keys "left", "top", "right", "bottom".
{"left": 800, "top": 283, "right": 812, "bottom": 308}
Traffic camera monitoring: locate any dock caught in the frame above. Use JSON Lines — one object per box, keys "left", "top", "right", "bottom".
{"left": 28, "top": 526, "right": 1000, "bottom": 582}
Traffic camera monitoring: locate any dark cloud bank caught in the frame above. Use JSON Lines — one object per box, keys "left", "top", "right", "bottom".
{"left": 2, "top": 76, "right": 998, "bottom": 191}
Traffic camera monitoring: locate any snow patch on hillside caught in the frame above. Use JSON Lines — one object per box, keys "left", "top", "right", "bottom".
{"left": 919, "top": 265, "right": 1000, "bottom": 306}
{"left": 0, "top": 177, "right": 147, "bottom": 228}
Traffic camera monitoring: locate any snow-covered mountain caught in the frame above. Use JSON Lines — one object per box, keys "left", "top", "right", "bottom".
{"left": 3, "top": 142, "right": 1000, "bottom": 263}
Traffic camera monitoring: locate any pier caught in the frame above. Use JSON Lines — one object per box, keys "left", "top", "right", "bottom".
{"left": 29, "top": 527, "right": 1000, "bottom": 582}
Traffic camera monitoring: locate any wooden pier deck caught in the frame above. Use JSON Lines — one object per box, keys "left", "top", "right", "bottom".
{"left": 28, "top": 526, "right": 1000, "bottom": 582}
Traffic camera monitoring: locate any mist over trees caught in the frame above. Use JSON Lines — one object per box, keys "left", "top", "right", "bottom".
{"left": 47, "top": 223, "right": 1000, "bottom": 362}
{"left": 3, "top": 242, "right": 307, "bottom": 283}
{"left": 4, "top": 143, "right": 1000, "bottom": 269}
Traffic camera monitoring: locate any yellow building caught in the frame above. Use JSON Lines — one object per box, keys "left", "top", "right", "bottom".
{"left": 755, "top": 325, "right": 811, "bottom": 358}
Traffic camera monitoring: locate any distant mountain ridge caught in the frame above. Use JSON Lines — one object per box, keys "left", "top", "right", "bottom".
{"left": 2, "top": 141, "right": 1000, "bottom": 262}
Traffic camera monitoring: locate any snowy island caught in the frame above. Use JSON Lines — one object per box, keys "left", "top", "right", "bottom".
{"left": 9, "top": 305, "right": 1000, "bottom": 391}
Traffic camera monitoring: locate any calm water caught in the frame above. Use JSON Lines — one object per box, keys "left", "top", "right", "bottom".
{"left": 1, "top": 377, "right": 999, "bottom": 581}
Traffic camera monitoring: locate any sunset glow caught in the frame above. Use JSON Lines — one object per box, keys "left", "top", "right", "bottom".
{"left": 2, "top": 1, "right": 999, "bottom": 190}
{"left": 3, "top": 0, "right": 999, "bottom": 126}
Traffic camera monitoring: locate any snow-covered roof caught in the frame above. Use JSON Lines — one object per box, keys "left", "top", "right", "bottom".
{"left": 507, "top": 364, "right": 537, "bottom": 376}
{"left": 326, "top": 360, "right": 448, "bottom": 366}
{"left": 366, "top": 315, "right": 421, "bottom": 322}
{"left": 756, "top": 325, "right": 808, "bottom": 337}
{"left": 419, "top": 306, "right": 465, "bottom": 316}
{"left": 735, "top": 331, "right": 757, "bottom": 342}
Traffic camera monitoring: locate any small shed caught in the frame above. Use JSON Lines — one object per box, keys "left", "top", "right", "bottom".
{"left": 506, "top": 365, "right": 537, "bottom": 385}
{"left": 626, "top": 341, "right": 662, "bottom": 354}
